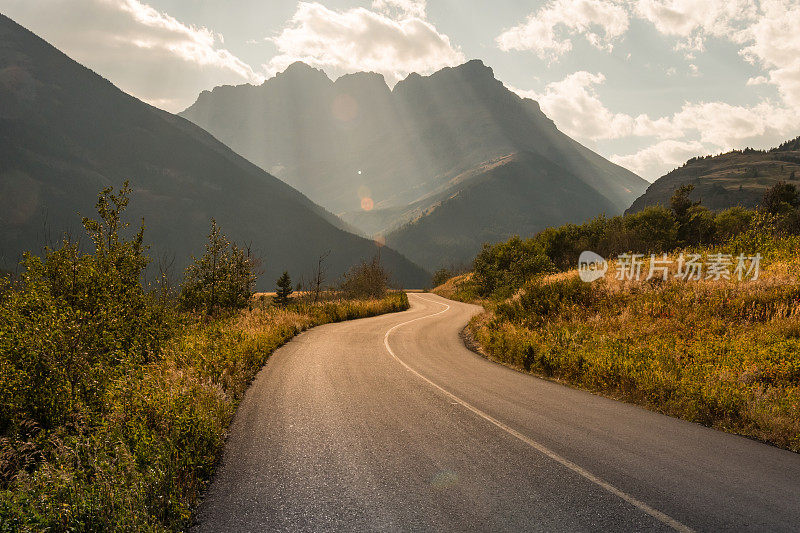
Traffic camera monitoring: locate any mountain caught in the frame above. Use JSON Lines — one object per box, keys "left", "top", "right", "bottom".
{"left": 385, "top": 151, "right": 618, "bottom": 269}
{"left": 0, "top": 14, "right": 429, "bottom": 288}
{"left": 180, "top": 60, "right": 647, "bottom": 270}
{"left": 626, "top": 137, "right": 800, "bottom": 214}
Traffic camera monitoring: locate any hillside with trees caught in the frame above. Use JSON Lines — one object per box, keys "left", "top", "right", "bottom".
{"left": 627, "top": 137, "right": 800, "bottom": 214}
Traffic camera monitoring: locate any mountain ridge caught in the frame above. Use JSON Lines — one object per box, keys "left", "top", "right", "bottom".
{"left": 181, "top": 58, "right": 647, "bottom": 270}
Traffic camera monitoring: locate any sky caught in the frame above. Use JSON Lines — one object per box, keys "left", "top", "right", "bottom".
{"left": 2, "top": 0, "right": 799, "bottom": 181}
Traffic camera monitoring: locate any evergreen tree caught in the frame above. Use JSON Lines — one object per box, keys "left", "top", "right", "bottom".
{"left": 274, "top": 271, "right": 293, "bottom": 306}
{"left": 180, "top": 219, "right": 257, "bottom": 314}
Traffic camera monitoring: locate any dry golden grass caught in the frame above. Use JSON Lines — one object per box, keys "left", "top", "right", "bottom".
{"left": 467, "top": 256, "right": 800, "bottom": 451}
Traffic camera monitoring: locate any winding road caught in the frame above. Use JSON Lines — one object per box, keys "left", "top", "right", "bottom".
{"left": 193, "top": 293, "right": 800, "bottom": 532}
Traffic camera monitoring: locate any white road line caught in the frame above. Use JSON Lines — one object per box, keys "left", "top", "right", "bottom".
{"left": 384, "top": 293, "right": 694, "bottom": 533}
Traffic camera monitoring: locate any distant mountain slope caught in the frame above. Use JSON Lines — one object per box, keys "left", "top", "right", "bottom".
{"left": 0, "top": 14, "right": 429, "bottom": 288}
{"left": 385, "top": 152, "right": 618, "bottom": 269}
{"left": 181, "top": 59, "right": 647, "bottom": 270}
{"left": 626, "top": 137, "right": 800, "bottom": 214}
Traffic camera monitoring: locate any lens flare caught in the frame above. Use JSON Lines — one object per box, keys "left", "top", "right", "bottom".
{"left": 361, "top": 197, "right": 374, "bottom": 211}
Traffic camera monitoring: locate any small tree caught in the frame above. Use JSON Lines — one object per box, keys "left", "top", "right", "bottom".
{"left": 180, "top": 219, "right": 257, "bottom": 314}
{"left": 339, "top": 256, "right": 389, "bottom": 299}
{"left": 432, "top": 268, "right": 453, "bottom": 287}
{"left": 274, "top": 271, "right": 293, "bottom": 306}
{"left": 670, "top": 184, "right": 698, "bottom": 220}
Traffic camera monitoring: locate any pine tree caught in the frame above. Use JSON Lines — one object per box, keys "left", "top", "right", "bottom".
{"left": 274, "top": 271, "right": 293, "bottom": 306}
{"left": 180, "top": 219, "right": 257, "bottom": 314}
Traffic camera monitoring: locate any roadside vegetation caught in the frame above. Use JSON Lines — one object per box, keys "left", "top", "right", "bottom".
{"left": 0, "top": 184, "right": 408, "bottom": 530}
{"left": 435, "top": 182, "right": 800, "bottom": 451}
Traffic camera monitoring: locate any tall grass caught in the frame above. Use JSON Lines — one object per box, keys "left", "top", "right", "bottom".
{"left": 0, "top": 293, "right": 408, "bottom": 530}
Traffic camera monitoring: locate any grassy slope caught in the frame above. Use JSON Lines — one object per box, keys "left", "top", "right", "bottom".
{"left": 434, "top": 249, "right": 800, "bottom": 452}
{"left": 0, "top": 294, "right": 408, "bottom": 531}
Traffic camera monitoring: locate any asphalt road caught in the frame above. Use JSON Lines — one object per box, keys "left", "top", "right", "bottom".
{"left": 193, "top": 293, "right": 800, "bottom": 532}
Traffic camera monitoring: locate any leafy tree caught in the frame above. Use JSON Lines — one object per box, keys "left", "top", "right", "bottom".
{"left": 683, "top": 205, "right": 717, "bottom": 245}
{"left": 670, "top": 184, "right": 703, "bottom": 244}
{"left": 715, "top": 207, "right": 754, "bottom": 242}
{"left": 432, "top": 268, "right": 454, "bottom": 287}
{"left": 274, "top": 271, "right": 293, "bottom": 306}
{"left": 670, "top": 184, "right": 698, "bottom": 220}
{"left": 180, "top": 219, "right": 257, "bottom": 314}
{"left": 762, "top": 181, "right": 799, "bottom": 214}
{"left": 473, "top": 237, "right": 553, "bottom": 297}
{"left": 339, "top": 256, "right": 389, "bottom": 299}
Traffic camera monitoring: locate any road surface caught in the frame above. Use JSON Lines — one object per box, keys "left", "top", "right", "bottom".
{"left": 193, "top": 293, "right": 800, "bottom": 532}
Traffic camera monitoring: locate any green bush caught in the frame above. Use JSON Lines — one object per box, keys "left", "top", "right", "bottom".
{"left": 715, "top": 207, "right": 754, "bottom": 241}
{"left": 0, "top": 183, "right": 174, "bottom": 433}
{"left": 497, "top": 276, "right": 608, "bottom": 326}
{"left": 473, "top": 237, "right": 554, "bottom": 297}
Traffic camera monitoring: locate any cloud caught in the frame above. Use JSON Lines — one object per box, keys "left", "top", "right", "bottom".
{"left": 635, "top": 0, "right": 800, "bottom": 111}
{"left": 512, "top": 71, "right": 679, "bottom": 141}
{"left": 371, "top": 0, "right": 426, "bottom": 18}
{"left": 514, "top": 69, "right": 800, "bottom": 179}
{"left": 496, "top": 0, "right": 630, "bottom": 60}
{"left": 503, "top": 1, "right": 800, "bottom": 179}
{"left": 739, "top": 0, "right": 800, "bottom": 110}
{"left": 1, "top": 0, "right": 262, "bottom": 112}
{"left": 266, "top": 2, "right": 463, "bottom": 84}
{"left": 671, "top": 100, "right": 799, "bottom": 147}
{"left": 635, "top": 0, "right": 756, "bottom": 49}
{"left": 610, "top": 140, "right": 707, "bottom": 178}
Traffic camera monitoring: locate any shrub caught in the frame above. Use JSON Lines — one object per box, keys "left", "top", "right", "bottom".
{"left": 762, "top": 181, "right": 799, "bottom": 214}
{"left": 497, "top": 276, "right": 607, "bottom": 325}
{"left": 715, "top": 207, "right": 754, "bottom": 242}
{"left": 683, "top": 205, "right": 717, "bottom": 245}
{"left": 0, "top": 182, "right": 175, "bottom": 430}
{"left": 431, "top": 268, "right": 454, "bottom": 288}
{"left": 339, "top": 256, "right": 389, "bottom": 299}
{"left": 180, "top": 219, "right": 257, "bottom": 314}
{"left": 473, "top": 237, "right": 554, "bottom": 297}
